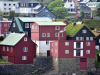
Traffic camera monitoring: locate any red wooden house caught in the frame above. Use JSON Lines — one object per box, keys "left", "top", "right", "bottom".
{"left": 0, "top": 21, "right": 12, "bottom": 37}
{"left": 0, "top": 33, "right": 36, "bottom": 64}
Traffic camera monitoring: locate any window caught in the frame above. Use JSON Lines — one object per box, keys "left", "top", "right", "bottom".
{"left": 74, "top": 42, "right": 83, "bottom": 49}
{"left": 99, "top": 39, "right": 100, "bottom": 43}
{"left": 86, "top": 50, "right": 90, "bottom": 54}
{"left": 65, "top": 50, "right": 69, "bottom": 54}
{"left": 22, "top": 56, "right": 27, "bottom": 60}
{"left": 44, "top": 10, "right": 48, "bottom": 12}
{"left": 55, "top": 33, "right": 58, "bottom": 37}
{"left": 4, "top": 4, "right": 6, "bottom": 6}
{"left": 86, "top": 42, "right": 90, "bottom": 46}
{"left": 76, "top": 37, "right": 79, "bottom": 40}
{"left": 24, "top": 37, "right": 27, "bottom": 41}
{"left": 52, "top": 43, "right": 53, "bottom": 47}
{"left": 21, "top": 3, "right": 23, "bottom": 6}
{"left": 55, "top": 26, "right": 60, "bottom": 30}
{"left": 23, "top": 47, "right": 28, "bottom": 52}
{"left": 42, "top": 33, "right": 46, "bottom": 37}
{"left": 90, "top": 37, "right": 93, "bottom": 40}
{"left": 35, "top": 25, "right": 37, "bottom": 29}
{"left": 51, "top": 49, "right": 53, "bottom": 52}
{"left": 80, "top": 37, "right": 84, "bottom": 40}
{"left": 9, "top": 4, "right": 11, "bottom": 6}
{"left": 13, "top": 4, "right": 15, "bottom": 6}
{"left": 11, "top": 47, "right": 13, "bottom": 52}
{"left": 4, "top": 24, "right": 7, "bottom": 27}
{"left": 47, "top": 33, "right": 50, "bottom": 37}
{"left": 65, "top": 42, "right": 69, "bottom": 46}
{"left": 46, "top": 41, "right": 49, "bottom": 44}
{"left": 82, "top": 30, "right": 87, "bottom": 33}
{"left": 55, "top": 43, "right": 57, "bottom": 46}
{"left": 9, "top": 8, "right": 11, "bottom": 10}
{"left": 74, "top": 50, "right": 83, "bottom": 56}
{"left": 55, "top": 49, "right": 57, "bottom": 53}
{"left": 13, "top": 23, "right": 15, "bottom": 27}
{"left": 62, "top": 33, "right": 63, "bottom": 37}
{"left": 7, "top": 47, "right": 9, "bottom": 51}
{"left": 31, "top": 3, "right": 33, "bottom": 6}
{"left": 25, "top": 23, "right": 29, "bottom": 28}
{"left": 30, "top": 23, "right": 32, "bottom": 28}
{"left": 70, "top": 4, "right": 72, "bottom": 7}
{"left": 3, "top": 46, "right": 5, "bottom": 51}
{"left": 4, "top": 8, "right": 6, "bottom": 10}
{"left": 86, "top": 37, "right": 89, "bottom": 40}
{"left": 32, "top": 25, "right": 34, "bottom": 29}
{"left": 26, "top": 3, "right": 28, "bottom": 7}
{"left": 9, "top": 24, "right": 11, "bottom": 27}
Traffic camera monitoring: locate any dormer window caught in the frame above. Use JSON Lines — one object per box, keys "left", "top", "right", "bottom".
{"left": 13, "top": 23, "right": 15, "bottom": 27}
{"left": 55, "top": 26, "right": 60, "bottom": 30}
{"left": 82, "top": 30, "right": 87, "bottom": 33}
{"left": 24, "top": 37, "right": 27, "bottom": 41}
{"left": 25, "top": 23, "right": 29, "bottom": 28}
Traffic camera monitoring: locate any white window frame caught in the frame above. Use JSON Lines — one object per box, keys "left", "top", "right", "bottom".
{"left": 55, "top": 49, "right": 57, "bottom": 53}
{"left": 55, "top": 33, "right": 59, "bottom": 37}
{"left": 80, "top": 37, "right": 84, "bottom": 40}
{"left": 13, "top": 23, "right": 15, "bottom": 27}
{"left": 3, "top": 46, "right": 5, "bottom": 51}
{"left": 47, "top": 33, "right": 50, "bottom": 37}
{"left": 74, "top": 50, "right": 83, "bottom": 57}
{"left": 74, "top": 42, "right": 83, "bottom": 49}
{"left": 82, "top": 30, "right": 87, "bottom": 33}
{"left": 55, "top": 43, "right": 57, "bottom": 46}
{"left": 35, "top": 25, "right": 37, "bottom": 29}
{"left": 65, "top": 50, "right": 69, "bottom": 54}
{"left": 76, "top": 37, "right": 79, "bottom": 40}
{"left": 65, "top": 42, "right": 69, "bottom": 46}
{"left": 42, "top": 33, "right": 46, "bottom": 37}
{"left": 55, "top": 26, "right": 60, "bottom": 30}
{"left": 52, "top": 43, "right": 53, "bottom": 47}
{"left": 22, "top": 56, "right": 27, "bottom": 60}
{"left": 23, "top": 47, "right": 28, "bottom": 52}
{"left": 32, "top": 25, "right": 34, "bottom": 29}
{"left": 62, "top": 33, "right": 63, "bottom": 37}
{"left": 86, "top": 37, "right": 89, "bottom": 40}
{"left": 86, "top": 42, "right": 90, "bottom": 46}
{"left": 31, "top": 3, "right": 33, "bottom": 6}
{"left": 24, "top": 37, "right": 27, "bottom": 41}
{"left": 90, "top": 37, "right": 93, "bottom": 40}
{"left": 46, "top": 41, "right": 49, "bottom": 45}
{"left": 25, "top": 23, "right": 29, "bottom": 28}
{"left": 86, "top": 50, "right": 90, "bottom": 54}
{"left": 7, "top": 47, "right": 9, "bottom": 51}
{"left": 11, "top": 47, "right": 13, "bottom": 52}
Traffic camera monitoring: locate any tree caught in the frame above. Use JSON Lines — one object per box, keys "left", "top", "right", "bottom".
{"left": 53, "top": 7, "right": 68, "bottom": 19}
{"left": 42, "top": 0, "right": 54, "bottom": 6}
{"left": 8, "top": 10, "right": 15, "bottom": 19}
{"left": 48, "top": 0, "right": 64, "bottom": 11}
{"left": 80, "top": 12, "right": 84, "bottom": 19}
{"left": 14, "top": 13, "right": 19, "bottom": 17}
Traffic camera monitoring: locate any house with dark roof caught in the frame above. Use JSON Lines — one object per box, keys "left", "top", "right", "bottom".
{"left": 66, "top": 24, "right": 95, "bottom": 40}
{"left": 0, "top": 33, "right": 36, "bottom": 64}
{"left": 95, "top": 34, "right": 100, "bottom": 50}
{"left": 9, "top": 17, "right": 52, "bottom": 38}
{"left": 15, "top": 0, "right": 55, "bottom": 19}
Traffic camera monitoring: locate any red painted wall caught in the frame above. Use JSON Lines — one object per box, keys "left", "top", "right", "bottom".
{"left": 50, "top": 40, "right": 95, "bottom": 58}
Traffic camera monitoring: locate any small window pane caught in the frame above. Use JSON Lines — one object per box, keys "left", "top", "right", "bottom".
{"left": 82, "top": 30, "right": 87, "bottom": 33}
{"left": 86, "top": 42, "right": 90, "bottom": 46}
{"left": 47, "top": 33, "right": 50, "bottom": 37}
{"left": 55, "top": 33, "right": 58, "bottom": 37}
{"left": 76, "top": 37, "right": 79, "bottom": 40}
{"left": 22, "top": 56, "right": 27, "bottom": 60}
{"left": 65, "top": 50, "right": 69, "bottom": 54}
{"left": 86, "top": 37, "right": 89, "bottom": 40}
{"left": 86, "top": 50, "right": 90, "bottom": 54}
{"left": 25, "top": 23, "right": 29, "bottom": 28}
{"left": 65, "top": 42, "right": 69, "bottom": 46}
{"left": 42, "top": 33, "right": 46, "bottom": 37}
{"left": 24, "top": 37, "right": 27, "bottom": 41}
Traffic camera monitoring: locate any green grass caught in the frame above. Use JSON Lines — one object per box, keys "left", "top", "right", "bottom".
{"left": 0, "top": 59, "right": 12, "bottom": 64}
{"left": 0, "top": 41, "right": 2, "bottom": 43}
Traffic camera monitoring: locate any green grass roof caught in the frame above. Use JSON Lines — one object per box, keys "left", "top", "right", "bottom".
{"left": 36, "top": 22, "right": 66, "bottom": 25}
{"left": 0, "top": 33, "right": 25, "bottom": 46}
{"left": 15, "top": 17, "right": 23, "bottom": 32}
{"left": 18, "top": 17, "right": 52, "bottom": 22}
{"left": 67, "top": 24, "right": 84, "bottom": 36}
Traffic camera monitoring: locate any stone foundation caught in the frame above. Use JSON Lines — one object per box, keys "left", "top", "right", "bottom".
{"left": 52, "top": 57, "right": 96, "bottom": 75}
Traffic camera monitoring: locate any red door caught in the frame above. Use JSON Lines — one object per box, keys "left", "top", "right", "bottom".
{"left": 80, "top": 58, "right": 87, "bottom": 70}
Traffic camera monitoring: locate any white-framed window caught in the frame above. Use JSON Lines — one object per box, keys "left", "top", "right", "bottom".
{"left": 86, "top": 42, "right": 90, "bottom": 46}
{"left": 74, "top": 42, "right": 83, "bottom": 49}
{"left": 24, "top": 37, "right": 27, "bottom": 41}
{"left": 55, "top": 49, "right": 57, "bottom": 53}
{"left": 80, "top": 37, "right": 84, "bottom": 40}
{"left": 3, "top": 46, "right": 5, "bottom": 51}
{"left": 55, "top": 26, "right": 60, "bottom": 30}
{"left": 4, "top": 24, "right": 7, "bottom": 27}
{"left": 42, "top": 33, "right": 46, "bottom": 37}
{"left": 7, "top": 47, "right": 9, "bottom": 51}
{"left": 32, "top": 25, "right": 34, "bottom": 29}
{"left": 46, "top": 41, "right": 49, "bottom": 45}
{"left": 47, "top": 33, "right": 50, "bottom": 37}
{"left": 86, "top": 50, "right": 90, "bottom": 54}
{"left": 51, "top": 49, "right": 53, "bottom": 52}
{"left": 4, "top": 4, "right": 6, "bottom": 6}
{"left": 31, "top": 3, "right": 33, "bottom": 6}
{"left": 82, "top": 30, "right": 87, "bottom": 33}
{"left": 86, "top": 37, "right": 89, "bottom": 40}
{"left": 55, "top": 43, "right": 57, "bottom": 46}
{"left": 35, "top": 25, "right": 37, "bottom": 29}
{"left": 99, "top": 39, "right": 100, "bottom": 43}
{"left": 25, "top": 23, "right": 29, "bottom": 28}
{"left": 9, "top": 8, "right": 11, "bottom": 10}
{"left": 30, "top": 23, "right": 32, "bottom": 28}
{"left": 11, "top": 47, "right": 13, "bottom": 52}
{"left": 90, "top": 37, "right": 93, "bottom": 40}
{"left": 22, "top": 56, "right": 27, "bottom": 60}
{"left": 52, "top": 43, "right": 53, "bottom": 47}
{"left": 76, "top": 37, "right": 79, "bottom": 40}
{"left": 13, "top": 23, "right": 15, "bottom": 27}
{"left": 62, "top": 33, "right": 63, "bottom": 37}
{"left": 65, "top": 50, "right": 69, "bottom": 54}
{"left": 55, "top": 33, "right": 59, "bottom": 37}
{"left": 74, "top": 50, "right": 83, "bottom": 56}
{"left": 65, "top": 42, "right": 69, "bottom": 46}
{"left": 23, "top": 47, "right": 28, "bottom": 52}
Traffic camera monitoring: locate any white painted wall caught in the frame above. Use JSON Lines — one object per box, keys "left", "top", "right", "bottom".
{"left": 95, "top": 45, "right": 99, "bottom": 50}
{"left": 15, "top": 8, "right": 32, "bottom": 13}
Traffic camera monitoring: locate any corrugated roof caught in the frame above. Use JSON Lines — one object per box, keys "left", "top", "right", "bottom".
{"left": 15, "top": 17, "right": 23, "bottom": 32}
{"left": 0, "top": 33, "right": 25, "bottom": 46}
{"left": 36, "top": 22, "right": 66, "bottom": 25}
{"left": 18, "top": 17, "right": 52, "bottom": 22}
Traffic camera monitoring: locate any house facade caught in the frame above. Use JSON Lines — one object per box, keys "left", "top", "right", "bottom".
{"left": 95, "top": 35, "right": 100, "bottom": 50}
{"left": 0, "top": 33, "right": 36, "bottom": 64}
{"left": 0, "top": 1, "right": 18, "bottom": 13}
{"left": 31, "top": 22, "right": 66, "bottom": 56}
{"left": 9, "top": 17, "right": 52, "bottom": 38}
{"left": 0, "top": 21, "right": 12, "bottom": 37}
